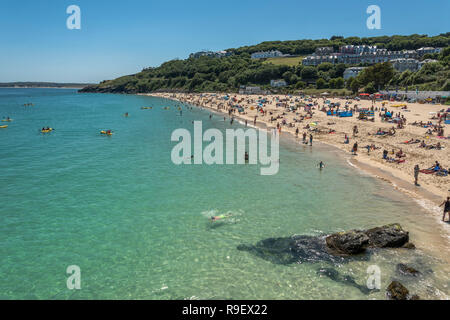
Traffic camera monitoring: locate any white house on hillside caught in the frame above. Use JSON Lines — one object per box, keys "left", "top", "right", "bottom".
{"left": 343, "top": 67, "right": 365, "bottom": 80}
{"left": 251, "top": 50, "right": 285, "bottom": 59}
{"left": 270, "top": 79, "right": 287, "bottom": 87}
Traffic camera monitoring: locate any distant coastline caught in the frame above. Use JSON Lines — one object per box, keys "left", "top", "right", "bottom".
{"left": 0, "top": 82, "right": 93, "bottom": 89}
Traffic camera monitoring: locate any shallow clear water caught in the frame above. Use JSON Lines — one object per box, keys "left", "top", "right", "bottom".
{"left": 0, "top": 88, "right": 448, "bottom": 300}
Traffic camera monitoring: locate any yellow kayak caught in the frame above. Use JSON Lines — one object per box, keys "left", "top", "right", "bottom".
{"left": 0, "top": 125, "right": 8, "bottom": 128}
{"left": 1, "top": 119, "right": 12, "bottom": 122}
{"left": 41, "top": 128, "right": 53, "bottom": 133}
{"left": 100, "top": 130, "right": 113, "bottom": 135}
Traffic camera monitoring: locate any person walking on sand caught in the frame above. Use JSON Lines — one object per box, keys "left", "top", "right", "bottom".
{"left": 440, "top": 197, "right": 450, "bottom": 222}
{"left": 303, "top": 132, "right": 307, "bottom": 144}
{"left": 414, "top": 164, "right": 420, "bottom": 186}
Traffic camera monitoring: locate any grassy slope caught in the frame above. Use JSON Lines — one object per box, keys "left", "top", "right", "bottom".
{"left": 263, "top": 56, "right": 305, "bottom": 66}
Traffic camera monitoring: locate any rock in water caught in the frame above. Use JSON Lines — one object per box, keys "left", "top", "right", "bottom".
{"left": 396, "top": 263, "right": 421, "bottom": 277}
{"left": 325, "top": 230, "right": 370, "bottom": 255}
{"left": 401, "top": 242, "right": 415, "bottom": 249}
{"left": 386, "top": 281, "right": 409, "bottom": 300}
{"left": 236, "top": 235, "right": 366, "bottom": 265}
{"left": 365, "top": 223, "right": 409, "bottom": 248}
{"left": 317, "top": 268, "right": 378, "bottom": 295}
{"left": 325, "top": 223, "right": 410, "bottom": 255}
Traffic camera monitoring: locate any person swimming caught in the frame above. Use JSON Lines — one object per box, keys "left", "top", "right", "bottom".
{"left": 210, "top": 213, "right": 232, "bottom": 222}
{"left": 318, "top": 161, "right": 325, "bottom": 170}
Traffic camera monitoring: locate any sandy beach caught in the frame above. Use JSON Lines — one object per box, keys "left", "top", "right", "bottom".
{"left": 143, "top": 92, "right": 450, "bottom": 214}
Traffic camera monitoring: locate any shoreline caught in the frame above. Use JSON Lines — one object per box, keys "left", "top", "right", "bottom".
{"left": 141, "top": 92, "right": 449, "bottom": 225}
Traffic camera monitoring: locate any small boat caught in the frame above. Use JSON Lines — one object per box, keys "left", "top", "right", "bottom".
{"left": 0, "top": 125, "right": 8, "bottom": 129}
{"left": 1, "top": 119, "right": 13, "bottom": 122}
{"left": 41, "top": 128, "right": 53, "bottom": 133}
{"left": 100, "top": 130, "right": 113, "bottom": 136}
{"left": 141, "top": 107, "right": 152, "bottom": 110}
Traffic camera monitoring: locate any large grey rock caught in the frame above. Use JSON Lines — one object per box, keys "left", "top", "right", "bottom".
{"left": 325, "top": 223, "right": 410, "bottom": 255}
{"left": 365, "top": 223, "right": 409, "bottom": 248}
{"left": 325, "top": 230, "right": 370, "bottom": 255}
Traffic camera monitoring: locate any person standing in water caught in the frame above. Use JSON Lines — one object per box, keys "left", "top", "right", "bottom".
{"left": 440, "top": 197, "right": 450, "bottom": 222}
{"left": 309, "top": 134, "right": 313, "bottom": 146}
{"left": 302, "top": 132, "right": 307, "bottom": 144}
{"left": 414, "top": 164, "right": 420, "bottom": 186}
{"left": 318, "top": 161, "right": 325, "bottom": 170}
{"left": 352, "top": 142, "right": 358, "bottom": 155}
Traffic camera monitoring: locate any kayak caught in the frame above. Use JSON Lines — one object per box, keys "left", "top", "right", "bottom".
{"left": 41, "top": 128, "right": 53, "bottom": 133}
{"left": 141, "top": 107, "right": 152, "bottom": 110}
{"left": 0, "top": 125, "right": 8, "bottom": 128}
{"left": 100, "top": 130, "right": 113, "bottom": 135}
{"left": 1, "top": 119, "right": 12, "bottom": 122}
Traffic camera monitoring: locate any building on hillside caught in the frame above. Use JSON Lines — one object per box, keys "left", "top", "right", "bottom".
{"left": 251, "top": 50, "right": 286, "bottom": 59}
{"left": 315, "top": 47, "right": 334, "bottom": 55}
{"left": 343, "top": 67, "right": 365, "bottom": 80}
{"left": 302, "top": 54, "right": 338, "bottom": 66}
{"left": 189, "top": 50, "right": 231, "bottom": 59}
{"left": 354, "top": 45, "right": 378, "bottom": 54}
{"left": 418, "top": 59, "right": 439, "bottom": 69}
{"left": 270, "top": 79, "right": 287, "bottom": 87}
{"left": 417, "top": 47, "right": 442, "bottom": 55}
{"left": 238, "top": 86, "right": 267, "bottom": 95}
{"left": 390, "top": 58, "right": 420, "bottom": 72}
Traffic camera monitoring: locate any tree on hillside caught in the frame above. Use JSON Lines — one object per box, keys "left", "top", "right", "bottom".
{"left": 357, "top": 62, "right": 394, "bottom": 90}
{"left": 316, "top": 78, "right": 327, "bottom": 89}
{"left": 301, "top": 66, "right": 318, "bottom": 80}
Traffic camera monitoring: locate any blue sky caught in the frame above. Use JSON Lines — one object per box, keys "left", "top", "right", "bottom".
{"left": 0, "top": 0, "right": 448, "bottom": 83}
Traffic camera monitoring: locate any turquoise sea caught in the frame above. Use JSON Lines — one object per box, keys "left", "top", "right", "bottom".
{"left": 0, "top": 88, "right": 448, "bottom": 300}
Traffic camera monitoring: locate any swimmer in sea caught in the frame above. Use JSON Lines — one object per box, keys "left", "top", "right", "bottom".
{"left": 210, "top": 213, "right": 232, "bottom": 222}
